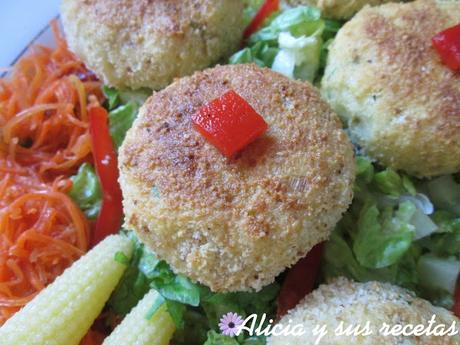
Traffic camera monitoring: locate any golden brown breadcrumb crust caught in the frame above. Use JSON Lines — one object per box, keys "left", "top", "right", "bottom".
{"left": 269, "top": 277, "right": 460, "bottom": 345}
{"left": 321, "top": 0, "right": 460, "bottom": 177}
{"left": 119, "top": 64, "right": 355, "bottom": 292}
{"left": 61, "top": 0, "right": 244, "bottom": 90}
{"left": 284, "top": 0, "right": 393, "bottom": 19}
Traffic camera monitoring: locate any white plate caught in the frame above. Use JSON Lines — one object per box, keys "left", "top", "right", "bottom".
{"left": 0, "top": 19, "right": 61, "bottom": 79}
{"left": 0, "top": 0, "right": 60, "bottom": 69}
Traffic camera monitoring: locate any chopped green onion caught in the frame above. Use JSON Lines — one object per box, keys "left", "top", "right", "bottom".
{"left": 115, "top": 251, "right": 130, "bottom": 265}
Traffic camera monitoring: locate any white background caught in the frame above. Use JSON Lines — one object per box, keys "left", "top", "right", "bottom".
{"left": 0, "top": 0, "right": 60, "bottom": 67}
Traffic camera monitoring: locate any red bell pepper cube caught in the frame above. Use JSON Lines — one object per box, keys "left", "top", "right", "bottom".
{"left": 192, "top": 90, "right": 268, "bottom": 158}
{"left": 432, "top": 23, "right": 460, "bottom": 71}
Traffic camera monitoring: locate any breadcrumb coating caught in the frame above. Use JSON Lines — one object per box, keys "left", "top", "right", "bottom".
{"left": 269, "top": 277, "right": 460, "bottom": 345}
{"left": 321, "top": 0, "right": 460, "bottom": 177}
{"left": 61, "top": 0, "right": 244, "bottom": 90}
{"left": 119, "top": 64, "right": 355, "bottom": 292}
{"left": 284, "top": 0, "right": 393, "bottom": 19}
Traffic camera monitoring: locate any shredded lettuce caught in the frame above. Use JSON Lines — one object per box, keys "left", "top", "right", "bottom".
{"left": 353, "top": 201, "right": 416, "bottom": 269}
{"left": 109, "top": 232, "right": 200, "bottom": 326}
{"left": 230, "top": 6, "right": 338, "bottom": 83}
{"left": 103, "top": 86, "right": 150, "bottom": 150}
{"left": 426, "top": 175, "right": 460, "bottom": 216}
{"left": 400, "top": 193, "right": 433, "bottom": 215}
{"left": 243, "top": 0, "right": 265, "bottom": 27}
{"left": 324, "top": 156, "right": 460, "bottom": 308}
{"left": 229, "top": 43, "right": 279, "bottom": 68}
{"left": 109, "top": 232, "right": 278, "bottom": 344}
{"left": 108, "top": 102, "right": 138, "bottom": 149}
{"left": 108, "top": 232, "right": 151, "bottom": 316}
{"left": 103, "top": 86, "right": 150, "bottom": 111}
{"left": 373, "top": 168, "right": 416, "bottom": 197}
{"left": 97, "top": 1, "right": 460, "bottom": 337}
{"left": 204, "top": 331, "right": 240, "bottom": 345}
{"left": 272, "top": 31, "right": 322, "bottom": 82}
{"left": 69, "top": 163, "right": 101, "bottom": 219}
{"left": 70, "top": 87, "right": 149, "bottom": 219}
{"left": 324, "top": 230, "right": 421, "bottom": 290}
{"left": 204, "top": 331, "right": 266, "bottom": 345}
{"left": 419, "top": 211, "right": 460, "bottom": 258}
{"left": 114, "top": 251, "right": 130, "bottom": 265}
{"left": 417, "top": 255, "right": 460, "bottom": 295}
{"left": 410, "top": 208, "right": 438, "bottom": 240}
{"left": 172, "top": 309, "right": 210, "bottom": 345}
{"left": 322, "top": 19, "right": 343, "bottom": 41}
{"left": 151, "top": 267, "right": 200, "bottom": 308}
{"left": 200, "top": 283, "right": 279, "bottom": 331}
{"left": 249, "top": 6, "right": 322, "bottom": 44}
{"left": 103, "top": 86, "right": 121, "bottom": 110}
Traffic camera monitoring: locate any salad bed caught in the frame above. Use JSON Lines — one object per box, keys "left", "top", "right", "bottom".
{"left": 0, "top": 1, "right": 459, "bottom": 344}
{"left": 72, "top": 2, "right": 460, "bottom": 343}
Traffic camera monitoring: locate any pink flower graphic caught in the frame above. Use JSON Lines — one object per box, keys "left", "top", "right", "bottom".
{"left": 218, "top": 312, "right": 244, "bottom": 337}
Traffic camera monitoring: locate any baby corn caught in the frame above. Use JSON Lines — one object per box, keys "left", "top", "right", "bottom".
{"left": 0, "top": 234, "right": 133, "bottom": 345}
{"left": 103, "top": 289, "right": 175, "bottom": 345}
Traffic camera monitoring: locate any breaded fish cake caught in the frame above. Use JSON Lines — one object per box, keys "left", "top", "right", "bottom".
{"left": 269, "top": 278, "right": 460, "bottom": 345}
{"left": 119, "top": 64, "right": 355, "bottom": 292}
{"left": 284, "top": 0, "right": 393, "bottom": 19}
{"left": 61, "top": 0, "right": 244, "bottom": 90}
{"left": 321, "top": 0, "right": 460, "bottom": 177}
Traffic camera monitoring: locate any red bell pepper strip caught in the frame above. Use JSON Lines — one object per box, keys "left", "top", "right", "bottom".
{"left": 277, "top": 243, "right": 324, "bottom": 318}
{"left": 453, "top": 274, "right": 460, "bottom": 318}
{"left": 88, "top": 104, "right": 123, "bottom": 246}
{"left": 192, "top": 90, "right": 268, "bottom": 158}
{"left": 243, "top": 0, "right": 279, "bottom": 39}
{"left": 432, "top": 23, "right": 460, "bottom": 71}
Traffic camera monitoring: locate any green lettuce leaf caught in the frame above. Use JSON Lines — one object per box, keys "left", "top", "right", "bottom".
{"left": 203, "top": 330, "right": 266, "bottom": 345}
{"left": 103, "top": 86, "right": 151, "bottom": 149}
{"left": 272, "top": 31, "right": 322, "bottom": 82}
{"left": 373, "top": 168, "right": 406, "bottom": 197}
{"left": 426, "top": 175, "right": 460, "bottom": 216}
{"left": 241, "top": 337, "right": 266, "bottom": 345}
{"left": 109, "top": 232, "right": 278, "bottom": 342}
{"left": 230, "top": 43, "right": 279, "bottom": 67}
{"left": 108, "top": 102, "right": 138, "bottom": 149}
{"left": 419, "top": 211, "right": 460, "bottom": 258}
{"left": 70, "top": 87, "right": 149, "bottom": 219}
{"left": 171, "top": 309, "right": 210, "bottom": 345}
{"left": 152, "top": 270, "right": 200, "bottom": 307}
{"left": 417, "top": 254, "right": 460, "bottom": 295}
{"left": 322, "top": 19, "right": 343, "bottom": 41}
{"left": 229, "top": 48, "right": 256, "bottom": 65}
{"left": 323, "top": 222, "right": 421, "bottom": 291}
{"left": 243, "top": 0, "right": 265, "bottom": 27}
{"left": 204, "top": 331, "right": 240, "bottom": 345}
{"left": 109, "top": 232, "right": 200, "bottom": 328}
{"left": 103, "top": 85, "right": 121, "bottom": 110}
{"left": 200, "top": 283, "right": 279, "bottom": 331}
{"left": 166, "top": 300, "right": 187, "bottom": 329}
{"left": 69, "top": 163, "right": 101, "bottom": 219}
{"left": 108, "top": 232, "right": 151, "bottom": 315}
{"left": 249, "top": 6, "right": 322, "bottom": 44}
{"left": 103, "top": 86, "right": 150, "bottom": 111}
{"left": 323, "top": 156, "right": 460, "bottom": 309}
{"left": 229, "top": 5, "right": 331, "bottom": 82}
{"left": 353, "top": 201, "right": 416, "bottom": 269}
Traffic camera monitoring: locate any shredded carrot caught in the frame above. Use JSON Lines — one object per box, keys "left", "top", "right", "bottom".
{"left": 0, "top": 19, "right": 104, "bottom": 327}
{"left": 1, "top": 21, "right": 102, "bottom": 178}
